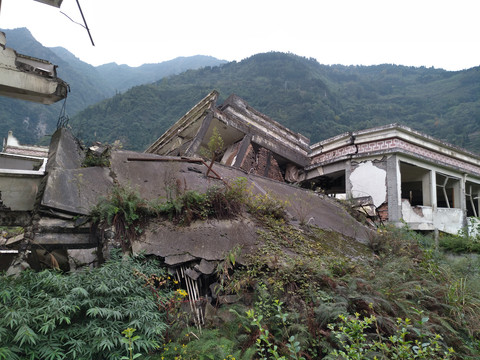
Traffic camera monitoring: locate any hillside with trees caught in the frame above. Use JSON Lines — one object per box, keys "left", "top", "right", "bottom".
{"left": 71, "top": 52, "right": 480, "bottom": 153}
{"left": 0, "top": 28, "right": 225, "bottom": 145}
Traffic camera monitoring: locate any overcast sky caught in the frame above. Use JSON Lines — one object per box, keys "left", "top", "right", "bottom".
{"left": 1, "top": 0, "right": 479, "bottom": 70}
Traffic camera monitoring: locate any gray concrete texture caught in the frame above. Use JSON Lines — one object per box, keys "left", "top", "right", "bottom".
{"left": 40, "top": 129, "right": 372, "bottom": 265}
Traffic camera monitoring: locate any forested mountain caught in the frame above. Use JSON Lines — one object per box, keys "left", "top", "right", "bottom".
{"left": 0, "top": 28, "right": 225, "bottom": 144}
{"left": 71, "top": 52, "right": 480, "bottom": 153}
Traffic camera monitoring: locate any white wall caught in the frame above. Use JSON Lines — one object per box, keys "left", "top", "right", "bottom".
{"left": 349, "top": 161, "right": 387, "bottom": 207}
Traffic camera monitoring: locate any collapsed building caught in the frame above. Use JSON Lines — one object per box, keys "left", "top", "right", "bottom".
{"left": 2, "top": 90, "right": 480, "bottom": 274}
{"left": 0, "top": 31, "right": 68, "bottom": 104}
{"left": 147, "top": 91, "right": 480, "bottom": 236}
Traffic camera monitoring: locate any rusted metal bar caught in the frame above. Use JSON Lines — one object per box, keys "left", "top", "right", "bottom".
{"left": 127, "top": 156, "right": 203, "bottom": 163}
{"left": 205, "top": 154, "right": 216, "bottom": 178}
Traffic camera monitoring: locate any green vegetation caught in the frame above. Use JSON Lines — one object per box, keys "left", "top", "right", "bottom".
{"left": 328, "top": 313, "right": 454, "bottom": 359}
{"left": 3, "top": 181, "right": 480, "bottom": 359}
{"left": 90, "top": 185, "right": 154, "bottom": 249}
{"left": 438, "top": 219, "right": 480, "bottom": 254}
{"left": 0, "top": 252, "right": 174, "bottom": 360}
{"left": 151, "top": 221, "right": 480, "bottom": 359}
{"left": 90, "top": 179, "right": 248, "bottom": 249}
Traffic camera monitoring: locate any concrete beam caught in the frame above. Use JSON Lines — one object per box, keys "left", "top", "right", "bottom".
{"left": 233, "top": 134, "right": 252, "bottom": 168}
{"left": 185, "top": 112, "right": 214, "bottom": 156}
{"left": 32, "top": 233, "right": 98, "bottom": 249}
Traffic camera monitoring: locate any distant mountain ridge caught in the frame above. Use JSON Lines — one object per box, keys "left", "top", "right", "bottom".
{"left": 0, "top": 27, "right": 226, "bottom": 145}
{"left": 95, "top": 55, "right": 227, "bottom": 92}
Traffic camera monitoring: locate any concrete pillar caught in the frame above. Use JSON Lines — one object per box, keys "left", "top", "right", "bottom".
{"left": 386, "top": 155, "right": 401, "bottom": 222}
{"left": 431, "top": 170, "right": 438, "bottom": 237}
{"left": 422, "top": 171, "right": 432, "bottom": 206}
{"left": 430, "top": 170, "right": 437, "bottom": 212}
{"left": 185, "top": 112, "right": 214, "bottom": 157}
{"left": 460, "top": 174, "right": 467, "bottom": 227}
{"left": 476, "top": 189, "right": 480, "bottom": 217}
{"left": 344, "top": 160, "right": 352, "bottom": 200}
{"left": 233, "top": 134, "right": 252, "bottom": 168}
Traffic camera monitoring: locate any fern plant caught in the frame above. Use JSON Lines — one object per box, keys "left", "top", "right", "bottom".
{"left": 0, "top": 252, "right": 173, "bottom": 360}
{"left": 91, "top": 185, "right": 155, "bottom": 248}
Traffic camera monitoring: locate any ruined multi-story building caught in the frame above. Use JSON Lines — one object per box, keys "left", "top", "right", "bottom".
{"left": 2, "top": 89, "right": 480, "bottom": 274}
{"left": 147, "top": 91, "right": 480, "bottom": 236}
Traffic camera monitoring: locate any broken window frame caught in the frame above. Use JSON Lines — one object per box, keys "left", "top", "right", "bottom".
{"left": 465, "top": 181, "right": 480, "bottom": 217}
{"left": 435, "top": 172, "right": 461, "bottom": 209}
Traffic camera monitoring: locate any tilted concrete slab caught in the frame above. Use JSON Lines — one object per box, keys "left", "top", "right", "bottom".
{"left": 249, "top": 174, "right": 372, "bottom": 243}
{"left": 110, "top": 151, "right": 216, "bottom": 200}
{"left": 41, "top": 167, "right": 113, "bottom": 215}
{"left": 132, "top": 218, "right": 259, "bottom": 265}
{"left": 112, "top": 149, "right": 372, "bottom": 243}
{"left": 47, "top": 128, "right": 85, "bottom": 171}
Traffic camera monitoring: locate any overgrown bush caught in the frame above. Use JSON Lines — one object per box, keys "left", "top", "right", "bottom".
{"left": 155, "top": 178, "right": 247, "bottom": 225}
{"left": 0, "top": 252, "right": 173, "bottom": 360}
{"left": 246, "top": 192, "right": 289, "bottom": 221}
{"left": 439, "top": 233, "right": 480, "bottom": 254}
{"left": 327, "top": 313, "right": 454, "bottom": 359}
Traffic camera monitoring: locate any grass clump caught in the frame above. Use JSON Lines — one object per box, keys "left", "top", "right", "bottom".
{"left": 154, "top": 178, "right": 247, "bottom": 225}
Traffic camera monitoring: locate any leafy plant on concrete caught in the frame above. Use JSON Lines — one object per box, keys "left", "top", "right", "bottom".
{"left": 246, "top": 192, "right": 289, "bottom": 221}
{"left": 90, "top": 184, "right": 156, "bottom": 248}
{"left": 0, "top": 252, "right": 172, "bottom": 360}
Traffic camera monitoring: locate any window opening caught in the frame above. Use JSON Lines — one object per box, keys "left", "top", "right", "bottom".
{"left": 400, "top": 162, "right": 431, "bottom": 206}
{"left": 436, "top": 173, "right": 460, "bottom": 209}
{"left": 466, "top": 182, "right": 480, "bottom": 217}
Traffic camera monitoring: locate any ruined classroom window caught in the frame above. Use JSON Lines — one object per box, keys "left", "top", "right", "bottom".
{"left": 466, "top": 181, "right": 480, "bottom": 217}
{"left": 436, "top": 173, "right": 460, "bottom": 209}
{"left": 400, "top": 162, "right": 431, "bottom": 207}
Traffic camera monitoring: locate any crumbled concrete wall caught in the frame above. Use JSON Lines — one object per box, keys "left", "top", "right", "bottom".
{"left": 400, "top": 199, "right": 464, "bottom": 234}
